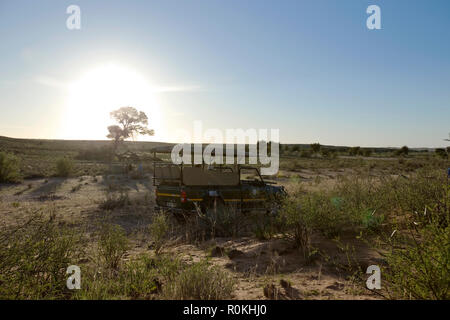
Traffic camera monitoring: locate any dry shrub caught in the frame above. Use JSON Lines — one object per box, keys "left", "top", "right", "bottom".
{"left": 162, "top": 260, "right": 235, "bottom": 300}
{"left": 0, "top": 151, "right": 21, "bottom": 182}
{"left": 55, "top": 157, "right": 74, "bottom": 177}
{"left": 99, "top": 184, "right": 130, "bottom": 210}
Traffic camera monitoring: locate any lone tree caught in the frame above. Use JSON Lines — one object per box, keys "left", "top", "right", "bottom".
{"left": 107, "top": 106, "right": 154, "bottom": 152}
{"left": 394, "top": 145, "right": 409, "bottom": 156}
{"left": 400, "top": 145, "right": 409, "bottom": 155}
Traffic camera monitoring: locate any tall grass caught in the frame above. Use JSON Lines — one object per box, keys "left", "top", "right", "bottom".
{"left": 98, "top": 224, "right": 129, "bottom": 270}
{"left": 149, "top": 212, "right": 169, "bottom": 255}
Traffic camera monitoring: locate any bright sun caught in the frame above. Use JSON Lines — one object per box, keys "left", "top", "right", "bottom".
{"left": 63, "top": 64, "right": 164, "bottom": 141}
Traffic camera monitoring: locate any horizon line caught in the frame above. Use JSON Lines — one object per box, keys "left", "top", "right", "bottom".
{"left": 0, "top": 135, "right": 445, "bottom": 150}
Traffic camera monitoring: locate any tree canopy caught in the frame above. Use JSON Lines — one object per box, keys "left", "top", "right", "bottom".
{"left": 107, "top": 106, "right": 154, "bottom": 151}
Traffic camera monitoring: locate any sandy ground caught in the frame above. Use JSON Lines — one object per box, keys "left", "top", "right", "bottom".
{"left": 0, "top": 174, "right": 382, "bottom": 300}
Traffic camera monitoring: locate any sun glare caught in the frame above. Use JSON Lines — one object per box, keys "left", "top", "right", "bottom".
{"left": 63, "top": 64, "right": 164, "bottom": 141}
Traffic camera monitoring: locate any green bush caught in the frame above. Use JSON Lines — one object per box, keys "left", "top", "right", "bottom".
{"left": 163, "top": 260, "right": 235, "bottom": 300}
{"left": 0, "top": 151, "right": 21, "bottom": 182}
{"left": 287, "top": 195, "right": 338, "bottom": 238}
{"left": 98, "top": 224, "right": 129, "bottom": 270}
{"left": 281, "top": 175, "right": 388, "bottom": 239}
{"left": 55, "top": 157, "right": 74, "bottom": 177}
{"left": 75, "top": 255, "right": 163, "bottom": 299}
{"left": 388, "top": 168, "right": 447, "bottom": 224}
{"left": 76, "top": 255, "right": 235, "bottom": 300}
{"left": 250, "top": 210, "right": 279, "bottom": 240}
{"left": 149, "top": 212, "right": 170, "bottom": 255}
{"left": 279, "top": 193, "right": 313, "bottom": 256}
{"left": 361, "top": 208, "right": 384, "bottom": 231}
{"left": 333, "top": 176, "right": 388, "bottom": 229}
{"left": 299, "top": 192, "right": 349, "bottom": 238}
{"left": 75, "top": 254, "right": 189, "bottom": 300}
{"left": 381, "top": 198, "right": 449, "bottom": 300}
{"left": 0, "top": 212, "right": 84, "bottom": 299}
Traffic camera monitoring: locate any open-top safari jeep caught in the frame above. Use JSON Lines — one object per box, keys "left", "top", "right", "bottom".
{"left": 153, "top": 161, "right": 286, "bottom": 215}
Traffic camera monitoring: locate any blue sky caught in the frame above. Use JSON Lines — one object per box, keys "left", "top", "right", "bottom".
{"left": 0, "top": 0, "right": 449, "bottom": 147}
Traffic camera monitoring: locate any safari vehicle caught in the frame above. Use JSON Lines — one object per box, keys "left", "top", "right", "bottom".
{"left": 153, "top": 162, "right": 287, "bottom": 214}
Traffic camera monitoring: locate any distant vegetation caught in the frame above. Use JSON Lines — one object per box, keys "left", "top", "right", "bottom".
{"left": 75, "top": 146, "right": 114, "bottom": 162}
{"left": 0, "top": 136, "right": 170, "bottom": 178}
{"left": 1, "top": 135, "right": 447, "bottom": 180}
{"left": 310, "top": 143, "right": 321, "bottom": 154}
